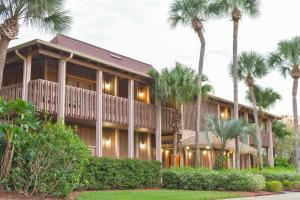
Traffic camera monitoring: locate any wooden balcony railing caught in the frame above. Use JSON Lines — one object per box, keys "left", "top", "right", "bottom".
{"left": 135, "top": 101, "right": 156, "bottom": 129}
{"left": 28, "top": 79, "right": 58, "bottom": 114}
{"left": 65, "top": 85, "right": 96, "bottom": 120}
{"left": 103, "top": 94, "right": 128, "bottom": 125}
{"left": 0, "top": 83, "right": 22, "bottom": 100}
{"left": 1, "top": 79, "right": 174, "bottom": 132}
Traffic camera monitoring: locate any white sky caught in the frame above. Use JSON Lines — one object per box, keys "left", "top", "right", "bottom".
{"left": 10, "top": 0, "right": 300, "bottom": 116}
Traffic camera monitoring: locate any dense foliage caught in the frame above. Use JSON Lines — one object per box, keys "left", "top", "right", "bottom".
{"left": 9, "top": 121, "right": 89, "bottom": 197}
{"left": 265, "top": 181, "right": 282, "bottom": 192}
{"left": 272, "top": 120, "right": 292, "bottom": 139}
{"left": 80, "top": 157, "right": 161, "bottom": 190}
{"left": 162, "top": 168, "right": 265, "bottom": 192}
{"left": 245, "top": 168, "right": 300, "bottom": 182}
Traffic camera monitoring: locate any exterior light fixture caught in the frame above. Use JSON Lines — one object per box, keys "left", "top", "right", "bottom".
{"left": 165, "top": 150, "right": 170, "bottom": 154}
{"left": 104, "top": 81, "right": 111, "bottom": 92}
{"left": 188, "top": 152, "right": 192, "bottom": 158}
{"left": 104, "top": 137, "right": 111, "bottom": 147}
{"left": 206, "top": 146, "right": 210, "bottom": 149}
{"left": 203, "top": 150, "right": 207, "bottom": 155}
{"left": 138, "top": 90, "right": 145, "bottom": 100}
{"left": 186, "top": 146, "right": 190, "bottom": 150}
{"left": 140, "top": 142, "right": 146, "bottom": 150}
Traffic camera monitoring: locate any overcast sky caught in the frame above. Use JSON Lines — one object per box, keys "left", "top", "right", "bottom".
{"left": 10, "top": 0, "right": 300, "bottom": 116}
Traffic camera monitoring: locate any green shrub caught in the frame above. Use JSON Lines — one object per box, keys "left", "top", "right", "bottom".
{"left": 10, "top": 122, "right": 90, "bottom": 197}
{"left": 81, "top": 157, "right": 161, "bottom": 190}
{"left": 274, "top": 157, "right": 293, "bottom": 169}
{"left": 265, "top": 181, "right": 283, "bottom": 192}
{"left": 282, "top": 180, "right": 292, "bottom": 190}
{"left": 292, "top": 181, "right": 300, "bottom": 191}
{"left": 162, "top": 168, "right": 265, "bottom": 192}
{"left": 245, "top": 168, "right": 300, "bottom": 182}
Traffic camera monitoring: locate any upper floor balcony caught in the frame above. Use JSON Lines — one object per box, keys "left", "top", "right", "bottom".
{"left": 0, "top": 79, "right": 174, "bottom": 132}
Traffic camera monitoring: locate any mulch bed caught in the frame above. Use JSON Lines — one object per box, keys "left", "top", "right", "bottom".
{"left": 0, "top": 191, "right": 81, "bottom": 200}
{"left": 242, "top": 191, "right": 279, "bottom": 197}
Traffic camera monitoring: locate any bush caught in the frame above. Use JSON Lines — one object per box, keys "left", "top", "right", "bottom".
{"left": 265, "top": 181, "right": 283, "bottom": 192}
{"left": 81, "top": 157, "right": 161, "bottom": 190}
{"left": 282, "top": 180, "right": 292, "bottom": 190}
{"left": 292, "top": 181, "right": 300, "bottom": 191}
{"left": 274, "top": 157, "right": 293, "bottom": 169}
{"left": 245, "top": 168, "right": 300, "bottom": 182}
{"left": 162, "top": 168, "right": 265, "bottom": 192}
{"left": 10, "top": 122, "right": 90, "bottom": 197}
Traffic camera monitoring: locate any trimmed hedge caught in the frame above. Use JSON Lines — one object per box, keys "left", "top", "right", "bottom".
{"left": 292, "top": 181, "right": 300, "bottom": 191}
{"left": 246, "top": 168, "right": 300, "bottom": 182}
{"left": 162, "top": 168, "right": 265, "bottom": 192}
{"left": 80, "top": 157, "right": 161, "bottom": 190}
{"left": 265, "top": 181, "right": 283, "bottom": 192}
{"left": 283, "top": 180, "right": 292, "bottom": 190}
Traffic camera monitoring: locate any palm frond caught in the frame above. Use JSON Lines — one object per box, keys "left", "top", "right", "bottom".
{"left": 237, "top": 51, "right": 269, "bottom": 80}
{"left": 246, "top": 84, "right": 281, "bottom": 111}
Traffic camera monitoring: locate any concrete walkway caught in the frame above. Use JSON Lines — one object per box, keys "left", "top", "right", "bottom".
{"left": 225, "top": 192, "right": 300, "bottom": 200}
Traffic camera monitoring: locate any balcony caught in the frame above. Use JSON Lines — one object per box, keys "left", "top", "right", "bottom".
{"left": 0, "top": 79, "right": 173, "bottom": 132}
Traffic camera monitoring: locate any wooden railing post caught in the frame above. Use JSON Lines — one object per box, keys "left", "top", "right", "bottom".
{"left": 155, "top": 97, "right": 162, "bottom": 162}
{"left": 267, "top": 118, "right": 274, "bottom": 167}
{"left": 128, "top": 79, "right": 134, "bottom": 158}
{"left": 96, "top": 71, "right": 103, "bottom": 157}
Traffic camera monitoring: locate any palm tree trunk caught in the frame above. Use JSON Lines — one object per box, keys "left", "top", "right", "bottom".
{"left": 0, "top": 142, "right": 14, "bottom": 179}
{"left": 249, "top": 85, "right": 263, "bottom": 170}
{"left": 195, "top": 29, "right": 205, "bottom": 168}
{"left": 233, "top": 19, "right": 240, "bottom": 169}
{"left": 0, "top": 38, "right": 10, "bottom": 88}
{"left": 292, "top": 77, "right": 300, "bottom": 172}
{"left": 172, "top": 108, "right": 181, "bottom": 167}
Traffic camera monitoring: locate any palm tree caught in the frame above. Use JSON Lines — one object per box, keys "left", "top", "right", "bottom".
{"left": 0, "top": 0, "right": 72, "bottom": 88}
{"left": 237, "top": 51, "right": 269, "bottom": 170}
{"left": 168, "top": 0, "right": 219, "bottom": 167}
{"left": 246, "top": 85, "right": 281, "bottom": 124}
{"left": 211, "top": 0, "right": 260, "bottom": 169}
{"left": 149, "top": 62, "right": 212, "bottom": 166}
{"left": 206, "top": 115, "right": 250, "bottom": 169}
{"left": 268, "top": 36, "right": 300, "bottom": 172}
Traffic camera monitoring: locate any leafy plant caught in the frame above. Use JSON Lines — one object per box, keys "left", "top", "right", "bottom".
{"left": 0, "top": 98, "right": 38, "bottom": 181}
{"left": 272, "top": 120, "right": 292, "bottom": 139}
{"left": 205, "top": 115, "right": 251, "bottom": 169}
{"left": 282, "top": 180, "right": 292, "bottom": 190}
{"left": 265, "top": 181, "right": 283, "bottom": 192}
{"left": 10, "top": 121, "right": 89, "bottom": 197}
{"left": 292, "top": 181, "right": 300, "bottom": 191}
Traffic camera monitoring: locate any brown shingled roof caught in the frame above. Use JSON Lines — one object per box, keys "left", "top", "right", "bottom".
{"left": 50, "top": 34, "right": 153, "bottom": 76}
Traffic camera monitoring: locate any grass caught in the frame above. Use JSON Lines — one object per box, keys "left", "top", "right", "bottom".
{"left": 77, "top": 190, "right": 246, "bottom": 200}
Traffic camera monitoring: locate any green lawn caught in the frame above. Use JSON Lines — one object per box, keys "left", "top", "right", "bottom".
{"left": 77, "top": 190, "right": 246, "bottom": 200}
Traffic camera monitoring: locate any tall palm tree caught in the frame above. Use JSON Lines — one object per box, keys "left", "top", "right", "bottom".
{"left": 237, "top": 51, "right": 269, "bottom": 170}
{"left": 211, "top": 0, "right": 260, "bottom": 169}
{"left": 168, "top": 0, "right": 218, "bottom": 167}
{"left": 206, "top": 115, "right": 250, "bottom": 169}
{"left": 246, "top": 85, "right": 281, "bottom": 168}
{"left": 0, "top": 0, "right": 72, "bottom": 88}
{"left": 246, "top": 85, "right": 281, "bottom": 121}
{"left": 149, "top": 62, "right": 212, "bottom": 166}
{"left": 268, "top": 36, "right": 300, "bottom": 172}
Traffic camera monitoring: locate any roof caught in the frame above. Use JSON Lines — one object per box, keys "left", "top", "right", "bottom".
{"left": 50, "top": 34, "right": 153, "bottom": 77}
{"left": 180, "top": 131, "right": 257, "bottom": 154}
{"left": 207, "top": 95, "right": 281, "bottom": 119}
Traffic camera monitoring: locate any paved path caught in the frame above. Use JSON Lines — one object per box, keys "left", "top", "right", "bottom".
{"left": 225, "top": 192, "right": 300, "bottom": 200}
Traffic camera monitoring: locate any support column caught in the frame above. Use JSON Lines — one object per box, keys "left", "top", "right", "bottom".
{"left": 96, "top": 71, "right": 103, "bottom": 157}
{"left": 155, "top": 97, "right": 162, "bottom": 162}
{"left": 267, "top": 118, "right": 274, "bottom": 167}
{"left": 147, "top": 133, "right": 152, "bottom": 160}
{"left": 135, "top": 133, "right": 139, "bottom": 158}
{"left": 58, "top": 60, "right": 66, "bottom": 121}
{"left": 128, "top": 79, "right": 135, "bottom": 158}
{"left": 16, "top": 50, "right": 31, "bottom": 100}
{"left": 115, "top": 129, "right": 120, "bottom": 158}
{"left": 58, "top": 53, "right": 73, "bottom": 122}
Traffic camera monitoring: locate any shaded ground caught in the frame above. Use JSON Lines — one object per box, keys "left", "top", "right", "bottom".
{"left": 0, "top": 191, "right": 80, "bottom": 200}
